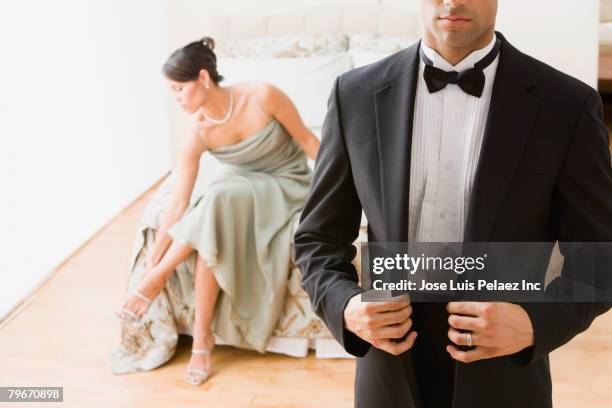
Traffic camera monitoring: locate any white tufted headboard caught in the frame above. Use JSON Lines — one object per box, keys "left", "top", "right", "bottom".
{"left": 205, "top": 4, "right": 422, "bottom": 56}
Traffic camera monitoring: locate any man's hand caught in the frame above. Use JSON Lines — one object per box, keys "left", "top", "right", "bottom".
{"left": 446, "top": 301, "right": 534, "bottom": 363}
{"left": 344, "top": 293, "right": 418, "bottom": 355}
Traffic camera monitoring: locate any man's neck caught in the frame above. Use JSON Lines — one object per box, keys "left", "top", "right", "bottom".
{"left": 422, "top": 30, "right": 495, "bottom": 66}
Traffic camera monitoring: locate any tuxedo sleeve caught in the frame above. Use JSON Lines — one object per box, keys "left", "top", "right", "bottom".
{"left": 293, "top": 75, "right": 372, "bottom": 358}
{"left": 511, "top": 89, "right": 612, "bottom": 367}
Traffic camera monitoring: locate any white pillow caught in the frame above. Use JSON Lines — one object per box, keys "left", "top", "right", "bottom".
{"left": 222, "top": 33, "right": 349, "bottom": 58}
{"left": 217, "top": 54, "right": 352, "bottom": 128}
{"left": 348, "top": 33, "right": 418, "bottom": 53}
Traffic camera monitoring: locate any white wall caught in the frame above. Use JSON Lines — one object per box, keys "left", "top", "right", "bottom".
{"left": 0, "top": 0, "right": 170, "bottom": 320}
{"left": 496, "top": 0, "right": 599, "bottom": 89}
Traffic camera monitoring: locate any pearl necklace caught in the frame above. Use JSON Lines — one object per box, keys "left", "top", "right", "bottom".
{"left": 203, "top": 86, "right": 234, "bottom": 125}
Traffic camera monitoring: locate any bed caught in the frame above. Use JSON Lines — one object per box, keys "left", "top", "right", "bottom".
{"left": 110, "top": 4, "right": 422, "bottom": 374}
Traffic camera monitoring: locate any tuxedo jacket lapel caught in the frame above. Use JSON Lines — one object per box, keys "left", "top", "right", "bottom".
{"left": 373, "top": 43, "right": 421, "bottom": 243}
{"left": 371, "top": 33, "right": 540, "bottom": 244}
{"left": 463, "top": 32, "right": 541, "bottom": 242}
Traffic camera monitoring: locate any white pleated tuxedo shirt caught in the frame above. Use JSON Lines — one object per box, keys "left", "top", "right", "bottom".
{"left": 408, "top": 35, "right": 500, "bottom": 243}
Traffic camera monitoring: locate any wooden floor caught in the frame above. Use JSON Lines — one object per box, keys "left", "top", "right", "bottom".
{"left": 0, "top": 181, "right": 354, "bottom": 408}
{"left": 1, "top": 122, "right": 612, "bottom": 407}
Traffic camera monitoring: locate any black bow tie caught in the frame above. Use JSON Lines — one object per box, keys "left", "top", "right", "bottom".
{"left": 420, "top": 36, "right": 501, "bottom": 98}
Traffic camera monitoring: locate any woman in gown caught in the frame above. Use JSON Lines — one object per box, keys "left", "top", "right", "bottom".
{"left": 112, "top": 36, "right": 319, "bottom": 385}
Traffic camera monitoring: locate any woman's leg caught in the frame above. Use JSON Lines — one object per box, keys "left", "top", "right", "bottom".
{"left": 119, "top": 240, "right": 194, "bottom": 319}
{"left": 188, "top": 255, "right": 220, "bottom": 378}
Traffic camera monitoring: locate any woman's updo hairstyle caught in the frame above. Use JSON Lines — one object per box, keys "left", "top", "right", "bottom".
{"left": 162, "top": 36, "right": 224, "bottom": 84}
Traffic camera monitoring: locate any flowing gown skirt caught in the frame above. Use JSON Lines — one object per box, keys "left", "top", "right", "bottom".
{"left": 109, "top": 119, "right": 315, "bottom": 373}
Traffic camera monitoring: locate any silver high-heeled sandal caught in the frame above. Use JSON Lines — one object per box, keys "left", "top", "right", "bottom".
{"left": 186, "top": 348, "right": 213, "bottom": 386}
{"left": 113, "top": 290, "right": 152, "bottom": 323}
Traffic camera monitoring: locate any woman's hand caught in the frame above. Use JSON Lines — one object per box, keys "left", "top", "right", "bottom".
{"left": 144, "top": 251, "right": 159, "bottom": 270}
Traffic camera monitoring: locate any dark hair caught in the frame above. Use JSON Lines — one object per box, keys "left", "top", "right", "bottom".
{"left": 162, "top": 36, "right": 224, "bottom": 84}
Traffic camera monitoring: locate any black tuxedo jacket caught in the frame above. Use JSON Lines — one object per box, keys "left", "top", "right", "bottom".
{"left": 293, "top": 32, "right": 612, "bottom": 408}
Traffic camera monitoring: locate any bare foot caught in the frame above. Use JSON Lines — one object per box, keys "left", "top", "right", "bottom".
{"left": 116, "top": 267, "right": 168, "bottom": 321}
{"left": 187, "top": 331, "right": 215, "bottom": 384}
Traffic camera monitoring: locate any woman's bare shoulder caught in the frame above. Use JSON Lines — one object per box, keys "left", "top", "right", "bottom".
{"left": 183, "top": 114, "right": 210, "bottom": 154}
{"left": 249, "top": 81, "right": 288, "bottom": 113}
{"left": 248, "top": 80, "right": 276, "bottom": 97}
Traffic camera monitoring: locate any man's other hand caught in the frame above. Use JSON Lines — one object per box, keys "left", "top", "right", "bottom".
{"left": 344, "top": 293, "right": 418, "bottom": 355}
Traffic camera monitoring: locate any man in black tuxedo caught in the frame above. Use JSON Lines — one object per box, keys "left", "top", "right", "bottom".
{"left": 293, "top": 0, "right": 612, "bottom": 407}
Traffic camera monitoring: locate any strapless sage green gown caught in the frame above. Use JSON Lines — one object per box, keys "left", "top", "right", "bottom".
{"left": 166, "top": 118, "right": 312, "bottom": 353}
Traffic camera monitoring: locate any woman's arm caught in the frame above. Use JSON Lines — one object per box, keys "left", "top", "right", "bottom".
{"left": 146, "top": 122, "right": 208, "bottom": 268}
{"left": 254, "top": 82, "right": 320, "bottom": 161}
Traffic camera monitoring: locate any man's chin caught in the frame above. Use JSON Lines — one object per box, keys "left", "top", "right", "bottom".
{"left": 437, "top": 31, "right": 478, "bottom": 49}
